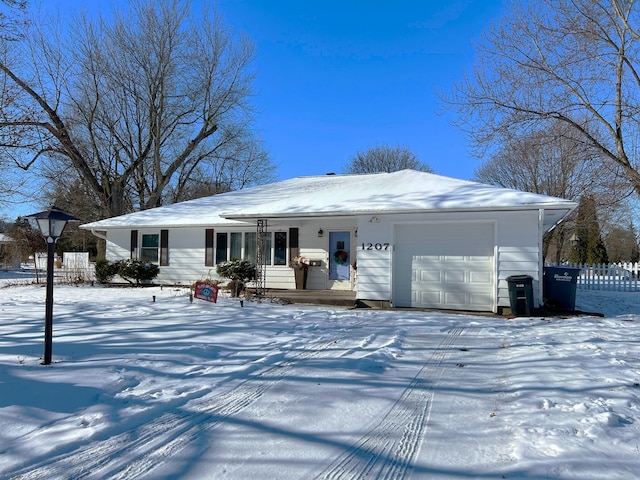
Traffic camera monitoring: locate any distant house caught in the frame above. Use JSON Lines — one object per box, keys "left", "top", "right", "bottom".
{"left": 79, "top": 170, "right": 576, "bottom": 313}
{"left": 0, "top": 233, "right": 21, "bottom": 270}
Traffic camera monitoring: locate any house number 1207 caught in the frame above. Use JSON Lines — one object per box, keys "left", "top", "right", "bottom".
{"left": 361, "top": 243, "right": 390, "bottom": 250}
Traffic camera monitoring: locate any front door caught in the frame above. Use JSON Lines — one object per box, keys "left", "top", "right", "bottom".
{"left": 329, "top": 231, "right": 351, "bottom": 289}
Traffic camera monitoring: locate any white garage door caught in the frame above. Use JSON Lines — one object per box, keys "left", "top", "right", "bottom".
{"left": 394, "top": 223, "right": 495, "bottom": 311}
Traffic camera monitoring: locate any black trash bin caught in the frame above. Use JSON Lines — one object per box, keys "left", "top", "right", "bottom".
{"left": 507, "top": 275, "right": 534, "bottom": 316}
{"left": 543, "top": 266, "right": 581, "bottom": 310}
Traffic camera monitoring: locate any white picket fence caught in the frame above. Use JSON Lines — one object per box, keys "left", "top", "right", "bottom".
{"left": 552, "top": 262, "right": 640, "bottom": 292}
{"left": 34, "top": 252, "right": 95, "bottom": 284}
{"left": 62, "top": 252, "right": 95, "bottom": 283}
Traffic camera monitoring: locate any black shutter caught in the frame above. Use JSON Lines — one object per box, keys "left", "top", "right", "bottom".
{"left": 130, "top": 230, "right": 138, "bottom": 259}
{"left": 289, "top": 227, "right": 299, "bottom": 264}
{"left": 205, "top": 229, "right": 214, "bottom": 266}
{"left": 160, "top": 229, "right": 169, "bottom": 266}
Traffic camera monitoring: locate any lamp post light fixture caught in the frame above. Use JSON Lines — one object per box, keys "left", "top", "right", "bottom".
{"left": 570, "top": 233, "right": 579, "bottom": 247}
{"left": 26, "top": 206, "right": 79, "bottom": 365}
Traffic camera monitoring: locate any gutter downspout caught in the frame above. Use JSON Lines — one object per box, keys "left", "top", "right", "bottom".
{"left": 90, "top": 229, "right": 108, "bottom": 241}
{"left": 538, "top": 209, "right": 544, "bottom": 308}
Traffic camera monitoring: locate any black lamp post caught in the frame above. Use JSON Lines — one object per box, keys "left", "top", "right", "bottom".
{"left": 26, "top": 206, "right": 79, "bottom": 365}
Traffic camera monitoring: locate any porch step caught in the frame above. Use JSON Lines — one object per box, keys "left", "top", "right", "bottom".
{"left": 262, "top": 289, "right": 356, "bottom": 307}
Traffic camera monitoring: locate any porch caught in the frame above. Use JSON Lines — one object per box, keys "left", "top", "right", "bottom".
{"left": 262, "top": 289, "right": 357, "bottom": 307}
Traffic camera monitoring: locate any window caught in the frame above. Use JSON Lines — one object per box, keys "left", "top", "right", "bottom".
{"left": 244, "top": 232, "right": 256, "bottom": 264}
{"left": 141, "top": 234, "right": 159, "bottom": 263}
{"left": 264, "top": 232, "right": 272, "bottom": 265}
{"left": 230, "top": 232, "right": 242, "bottom": 260}
{"left": 274, "top": 231, "right": 287, "bottom": 265}
{"left": 214, "top": 231, "right": 286, "bottom": 266}
{"left": 216, "top": 232, "right": 228, "bottom": 264}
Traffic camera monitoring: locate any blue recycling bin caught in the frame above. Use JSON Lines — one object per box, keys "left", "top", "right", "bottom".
{"left": 543, "top": 266, "right": 581, "bottom": 310}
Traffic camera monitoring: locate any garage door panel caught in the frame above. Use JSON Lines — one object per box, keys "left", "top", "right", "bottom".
{"left": 470, "top": 270, "right": 492, "bottom": 284}
{"left": 445, "top": 289, "right": 467, "bottom": 301}
{"left": 441, "top": 257, "right": 491, "bottom": 267}
{"left": 469, "top": 253, "right": 493, "bottom": 259}
{"left": 395, "top": 223, "right": 495, "bottom": 311}
{"left": 470, "top": 292, "right": 493, "bottom": 305}
{"left": 415, "top": 255, "right": 439, "bottom": 263}
{"left": 419, "top": 270, "right": 441, "bottom": 282}
{"left": 443, "top": 270, "right": 465, "bottom": 284}
{"left": 417, "top": 290, "right": 441, "bottom": 304}
{"left": 442, "top": 255, "right": 471, "bottom": 262}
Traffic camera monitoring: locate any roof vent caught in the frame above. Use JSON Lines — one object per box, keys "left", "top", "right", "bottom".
{"left": 326, "top": 172, "right": 336, "bottom": 175}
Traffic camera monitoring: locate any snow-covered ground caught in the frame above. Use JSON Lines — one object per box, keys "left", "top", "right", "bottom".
{"left": 1, "top": 270, "right": 639, "bottom": 479}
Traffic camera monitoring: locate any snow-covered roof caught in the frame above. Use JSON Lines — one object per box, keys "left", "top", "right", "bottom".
{"left": 80, "top": 170, "right": 577, "bottom": 231}
{"left": 0, "top": 233, "right": 13, "bottom": 244}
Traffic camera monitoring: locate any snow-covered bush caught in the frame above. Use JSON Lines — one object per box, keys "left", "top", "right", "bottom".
{"left": 117, "top": 260, "right": 160, "bottom": 285}
{"left": 94, "top": 259, "right": 119, "bottom": 284}
{"left": 216, "top": 259, "right": 255, "bottom": 297}
{"left": 95, "top": 259, "right": 160, "bottom": 285}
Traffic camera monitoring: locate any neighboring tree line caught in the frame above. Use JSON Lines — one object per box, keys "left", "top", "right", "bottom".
{"left": 0, "top": 0, "right": 274, "bottom": 226}
{"left": 343, "top": 144, "right": 433, "bottom": 174}
{"left": 2, "top": 0, "right": 639, "bottom": 265}
{"left": 447, "top": 0, "right": 640, "bottom": 263}
{"left": 345, "top": 138, "right": 639, "bottom": 264}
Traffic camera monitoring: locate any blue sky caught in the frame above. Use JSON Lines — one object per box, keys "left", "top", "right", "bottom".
{"left": 1, "top": 1, "right": 504, "bottom": 219}
{"left": 217, "top": 0, "right": 504, "bottom": 179}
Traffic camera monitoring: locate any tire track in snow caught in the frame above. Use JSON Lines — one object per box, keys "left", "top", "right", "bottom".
{"left": 7, "top": 336, "right": 347, "bottom": 480}
{"left": 316, "top": 326, "right": 468, "bottom": 480}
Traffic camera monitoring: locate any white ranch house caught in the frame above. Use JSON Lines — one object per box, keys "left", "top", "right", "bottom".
{"left": 80, "top": 170, "right": 576, "bottom": 313}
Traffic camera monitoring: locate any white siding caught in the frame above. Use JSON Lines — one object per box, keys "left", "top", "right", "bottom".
{"left": 105, "top": 229, "right": 131, "bottom": 260}
{"left": 101, "top": 209, "right": 545, "bottom": 311}
{"left": 106, "top": 227, "right": 217, "bottom": 285}
{"left": 495, "top": 210, "right": 542, "bottom": 308}
{"left": 355, "top": 210, "right": 543, "bottom": 312}
{"left": 357, "top": 255, "right": 392, "bottom": 299}
{"left": 497, "top": 247, "right": 540, "bottom": 307}
{"left": 297, "top": 218, "right": 356, "bottom": 291}
{"left": 298, "top": 221, "right": 329, "bottom": 290}
{"left": 355, "top": 216, "right": 393, "bottom": 301}
{"left": 103, "top": 220, "right": 358, "bottom": 291}
{"left": 155, "top": 228, "right": 211, "bottom": 285}
{"left": 262, "top": 266, "right": 295, "bottom": 289}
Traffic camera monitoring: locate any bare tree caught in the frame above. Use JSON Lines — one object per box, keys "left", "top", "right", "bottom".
{"left": 170, "top": 128, "right": 276, "bottom": 203}
{"left": 0, "top": 0, "right": 273, "bottom": 218}
{"left": 475, "top": 122, "right": 633, "bottom": 262}
{"left": 0, "top": 166, "right": 29, "bottom": 210}
{"left": 343, "top": 144, "right": 433, "bottom": 174}
{"left": 475, "top": 122, "right": 630, "bottom": 201}
{"left": 0, "top": 0, "right": 27, "bottom": 41}
{"left": 7, "top": 216, "right": 43, "bottom": 280}
{"left": 0, "top": 0, "right": 27, "bottom": 208}
{"left": 447, "top": 0, "right": 640, "bottom": 200}
{"left": 606, "top": 222, "right": 640, "bottom": 262}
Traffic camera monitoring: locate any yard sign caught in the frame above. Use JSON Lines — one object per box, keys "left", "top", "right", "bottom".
{"left": 194, "top": 282, "right": 219, "bottom": 303}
